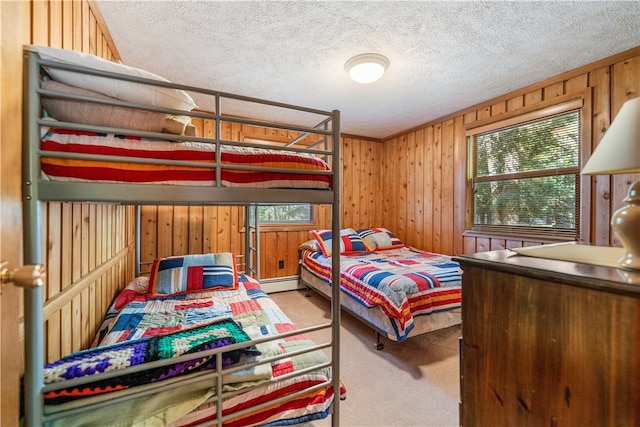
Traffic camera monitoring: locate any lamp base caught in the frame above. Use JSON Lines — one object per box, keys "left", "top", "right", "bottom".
{"left": 612, "top": 180, "right": 640, "bottom": 270}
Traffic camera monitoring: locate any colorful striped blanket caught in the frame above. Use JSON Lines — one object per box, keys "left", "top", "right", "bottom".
{"left": 40, "top": 128, "right": 332, "bottom": 189}
{"left": 302, "top": 246, "right": 462, "bottom": 341}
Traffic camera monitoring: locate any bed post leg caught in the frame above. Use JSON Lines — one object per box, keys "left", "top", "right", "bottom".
{"left": 374, "top": 331, "right": 384, "bottom": 351}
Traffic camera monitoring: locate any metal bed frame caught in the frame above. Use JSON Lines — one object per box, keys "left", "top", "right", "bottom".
{"left": 20, "top": 49, "right": 342, "bottom": 427}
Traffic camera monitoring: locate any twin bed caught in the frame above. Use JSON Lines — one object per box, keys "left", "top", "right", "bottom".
{"left": 22, "top": 45, "right": 343, "bottom": 426}
{"left": 299, "top": 228, "right": 462, "bottom": 350}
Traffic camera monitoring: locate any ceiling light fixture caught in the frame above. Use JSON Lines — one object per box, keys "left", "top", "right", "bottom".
{"left": 344, "top": 53, "right": 389, "bottom": 84}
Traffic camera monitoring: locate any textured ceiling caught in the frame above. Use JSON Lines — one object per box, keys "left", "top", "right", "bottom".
{"left": 95, "top": 1, "right": 640, "bottom": 139}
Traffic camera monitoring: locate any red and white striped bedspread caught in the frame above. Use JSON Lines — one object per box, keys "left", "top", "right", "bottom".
{"left": 301, "top": 246, "right": 462, "bottom": 341}
{"left": 40, "top": 128, "right": 332, "bottom": 189}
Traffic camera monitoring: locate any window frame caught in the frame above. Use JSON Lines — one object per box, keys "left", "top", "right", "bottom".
{"left": 249, "top": 204, "right": 316, "bottom": 230}
{"left": 463, "top": 92, "right": 593, "bottom": 242}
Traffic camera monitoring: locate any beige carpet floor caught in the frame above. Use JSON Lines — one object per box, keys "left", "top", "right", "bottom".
{"left": 269, "top": 289, "right": 461, "bottom": 427}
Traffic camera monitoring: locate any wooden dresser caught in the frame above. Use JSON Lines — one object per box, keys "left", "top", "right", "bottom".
{"left": 454, "top": 249, "right": 640, "bottom": 427}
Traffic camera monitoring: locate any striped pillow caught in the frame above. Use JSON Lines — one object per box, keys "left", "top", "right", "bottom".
{"left": 309, "top": 228, "right": 370, "bottom": 257}
{"left": 357, "top": 228, "right": 404, "bottom": 250}
{"left": 148, "top": 253, "right": 238, "bottom": 296}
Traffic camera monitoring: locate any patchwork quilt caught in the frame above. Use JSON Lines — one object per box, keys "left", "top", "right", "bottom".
{"left": 301, "top": 246, "right": 462, "bottom": 341}
{"left": 43, "top": 275, "right": 345, "bottom": 427}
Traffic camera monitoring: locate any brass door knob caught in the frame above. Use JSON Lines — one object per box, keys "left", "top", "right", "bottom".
{"left": 0, "top": 261, "right": 45, "bottom": 288}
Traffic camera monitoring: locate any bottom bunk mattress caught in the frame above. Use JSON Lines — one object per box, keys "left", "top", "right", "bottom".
{"left": 41, "top": 273, "right": 345, "bottom": 427}
{"left": 300, "top": 246, "right": 462, "bottom": 342}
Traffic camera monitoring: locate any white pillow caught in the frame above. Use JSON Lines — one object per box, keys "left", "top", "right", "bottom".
{"left": 26, "top": 45, "right": 197, "bottom": 112}
{"left": 41, "top": 80, "right": 195, "bottom": 136}
{"left": 41, "top": 79, "right": 168, "bottom": 133}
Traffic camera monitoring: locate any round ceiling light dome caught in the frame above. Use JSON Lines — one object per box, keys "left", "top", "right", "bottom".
{"left": 344, "top": 53, "right": 389, "bottom": 84}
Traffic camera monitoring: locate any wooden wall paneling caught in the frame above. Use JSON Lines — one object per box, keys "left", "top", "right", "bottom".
{"left": 49, "top": 0, "right": 63, "bottom": 48}
{"left": 88, "top": 8, "right": 96, "bottom": 54}
{"left": 462, "top": 236, "right": 476, "bottom": 255}
{"left": 107, "top": 205, "right": 113, "bottom": 270}
{"left": 156, "top": 206, "right": 172, "bottom": 259}
{"left": 140, "top": 206, "right": 156, "bottom": 267}
{"left": 431, "top": 124, "right": 443, "bottom": 253}
{"left": 62, "top": 0, "right": 73, "bottom": 48}
{"left": 489, "top": 239, "right": 506, "bottom": 251}
{"left": 88, "top": 204, "right": 96, "bottom": 270}
{"left": 73, "top": 204, "right": 83, "bottom": 279}
{"left": 32, "top": 1, "right": 49, "bottom": 45}
{"left": 383, "top": 137, "right": 397, "bottom": 234}
{"left": 218, "top": 206, "right": 232, "bottom": 254}
{"left": 369, "top": 139, "right": 382, "bottom": 227}
{"left": 565, "top": 73, "right": 589, "bottom": 94}
{"left": 490, "top": 100, "right": 506, "bottom": 117}
{"left": 95, "top": 204, "right": 103, "bottom": 324}
{"left": 202, "top": 206, "right": 214, "bottom": 253}
{"left": 357, "top": 138, "right": 369, "bottom": 227}
{"left": 505, "top": 240, "right": 524, "bottom": 249}
{"left": 230, "top": 207, "right": 242, "bottom": 256}
{"left": 475, "top": 237, "right": 490, "bottom": 253}
{"left": 440, "top": 119, "right": 455, "bottom": 255}
{"left": 406, "top": 131, "right": 418, "bottom": 246}
{"left": 396, "top": 135, "right": 408, "bottom": 241}
{"left": 81, "top": 1, "right": 90, "bottom": 51}
{"left": 413, "top": 129, "right": 425, "bottom": 249}
{"left": 60, "top": 203, "right": 72, "bottom": 358}
{"left": 275, "top": 231, "right": 287, "bottom": 276}
{"left": 506, "top": 95, "right": 524, "bottom": 113}
{"left": 423, "top": 126, "right": 434, "bottom": 251}
{"left": 189, "top": 206, "right": 204, "bottom": 254}
{"left": 87, "top": 204, "right": 96, "bottom": 344}
{"left": 342, "top": 137, "right": 354, "bottom": 227}
{"left": 208, "top": 206, "right": 221, "bottom": 254}
{"left": 261, "top": 232, "right": 273, "bottom": 279}
{"left": 477, "top": 105, "right": 491, "bottom": 121}
{"left": 73, "top": 0, "right": 82, "bottom": 50}
{"left": 590, "top": 66, "right": 613, "bottom": 245}
{"left": 352, "top": 137, "right": 363, "bottom": 228}
{"left": 172, "top": 206, "right": 189, "bottom": 256}
{"left": 127, "top": 206, "right": 136, "bottom": 278}
{"left": 524, "top": 89, "right": 543, "bottom": 107}
{"left": 47, "top": 203, "right": 62, "bottom": 362}
{"left": 452, "top": 116, "right": 466, "bottom": 256}
{"left": 543, "top": 81, "right": 565, "bottom": 100}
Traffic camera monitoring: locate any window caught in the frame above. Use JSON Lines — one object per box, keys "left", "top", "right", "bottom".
{"left": 466, "top": 99, "right": 584, "bottom": 240}
{"left": 250, "top": 204, "right": 313, "bottom": 225}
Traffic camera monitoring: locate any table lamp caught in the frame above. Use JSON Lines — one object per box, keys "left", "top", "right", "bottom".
{"left": 581, "top": 97, "right": 640, "bottom": 270}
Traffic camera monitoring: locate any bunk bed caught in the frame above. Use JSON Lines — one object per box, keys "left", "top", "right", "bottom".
{"left": 299, "top": 227, "right": 462, "bottom": 350}
{"left": 21, "top": 45, "right": 343, "bottom": 427}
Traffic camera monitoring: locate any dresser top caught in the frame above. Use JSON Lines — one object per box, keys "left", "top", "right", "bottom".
{"left": 454, "top": 248, "right": 640, "bottom": 297}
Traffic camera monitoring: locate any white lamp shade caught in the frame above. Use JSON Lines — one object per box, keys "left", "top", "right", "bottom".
{"left": 581, "top": 97, "right": 640, "bottom": 175}
{"left": 345, "top": 53, "right": 389, "bottom": 84}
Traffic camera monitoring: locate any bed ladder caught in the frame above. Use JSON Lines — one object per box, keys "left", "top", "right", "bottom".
{"left": 245, "top": 204, "right": 260, "bottom": 280}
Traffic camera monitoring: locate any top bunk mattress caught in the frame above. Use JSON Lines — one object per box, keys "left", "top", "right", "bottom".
{"left": 40, "top": 127, "right": 332, "bottom": 189}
